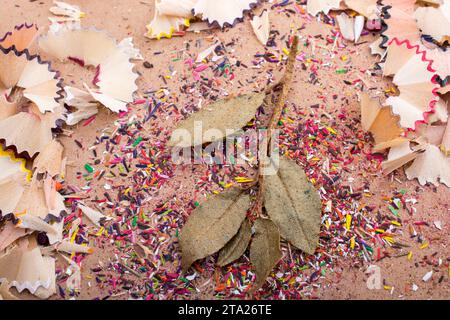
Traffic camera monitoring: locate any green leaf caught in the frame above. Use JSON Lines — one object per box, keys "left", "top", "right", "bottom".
{"left": 179, "top": 188, "right": 250, "bottom": 272}
{"left": 263, "top": 156, "right": 322, "bottom": 254}
{"left": 168, "top": 92, "right": 265, "bottom": 147}
{"left": 250, "top": 218, "right": 282, "bottom": 292}
{"left": 217, "top": 218, "right": 252, "bottom": 267}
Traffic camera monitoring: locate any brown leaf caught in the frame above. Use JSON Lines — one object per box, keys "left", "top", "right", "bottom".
{"left": 250, "top": 218, "right": 282, "bottom": 292}
{"left": 263, "top": 157, "right": 322, "bottom": 254}
{"left": 168, "top": 92, "right": 265, "bottom": 147}
{"left": 179, "top": 188, "right": 250, "bottom": 272}
{"left": 217, "top": 217, "right": 252, "bottom": 267}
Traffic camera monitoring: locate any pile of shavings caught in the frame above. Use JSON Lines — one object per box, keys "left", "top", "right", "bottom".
{"left": 304, "top": 0, "right": 450, "bottom": 186}
{"left": 0, "top": 23, "right": 105, "bottom": 299}
{"left": 0, "top": 5, "right": 141, "bottom": 297}
{"left": 357, "top": 1, "right": 449, "bottom": 187}
{"left": 39, "top": 24, "right": 142, "bottom": 116}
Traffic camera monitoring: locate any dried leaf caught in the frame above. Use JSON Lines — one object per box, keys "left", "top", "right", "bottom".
{"left": 249, "top": 218, "right": 282, "bottom": 292}
{"left": 217, "top": 217, "right": 252, "bottom": 267}
{"left": 264, "top": 157, "right": 322, "bottom": 254}
{"left": 180, "top": 188, "right": 250, "bottom": 271}
{"left": 168, "top": 92, "right": 265, "bottom": 147}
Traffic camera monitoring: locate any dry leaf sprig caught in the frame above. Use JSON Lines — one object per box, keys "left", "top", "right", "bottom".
{"left": 171, "top": 35, "right": 323, "bottom": 294}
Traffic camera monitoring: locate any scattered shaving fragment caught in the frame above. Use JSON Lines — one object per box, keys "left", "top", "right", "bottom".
{"left": 0, "top": 23, "right": 38, "bottom": 52}
{"left": 64, "top": 86, "right": 99, "bottom": 125}
{"left": 422, "top": 270, "right": 433, "bottom": 282}
{"left": 380, "top": 2, "right": 420, "bottom": 48}
{"left": 78, "top": 203, "right": 110, "bottom": 227}
{"left": 49, "top": 1, "right": 86, "bottom": 23}
{"left": 336, "top": 13, "right": 364, "bottom": 43}
{"left": 0, "top": 104, "right": 64, "bottom": 157}
{"left": 383, "top": 38, "right": 439, "bottom": 129}
{"left": 0, "top": 238, "right": 55, "bottom": 297}
{"left": 56, "top": 240, "right": 93, "bottom": 254}
{"left": 360, "top": 93, "right": 405, "bottom": 151}
{"left": 405, "top": 143, "right": 450, "bottom": 186}
{"left": 0, "top": 222, "right": 28, "bottom": 252}
{"left": 414, "top": 0, "right": 450, "bottom": 44}
{"left": 39, "top": 27, "right": 139, "bottom": 112}
{"left": 382, "top": 140, "right": 423, "bottom": 174}
{"left": 0, "top": 47, "right": 63, "bottom": 113}
{"left": 0, "top": 148, "right": 32, "bottom": 183}
{"left": 250, "top": 10, "right": 270, "bottom": 46}
{"left": 118, "top": 37, "right": 144, "bottom": 61}
{"left": 59, "top": 254, "right": 81, "bottom": 291}
{"left": 146, "top": 0, "right": 190, "bottom": 39}
{"left": 0, "top": 280, "right": 19, "bottom": 300}
{"left": 33, "top": 140, "right": 64, "bottom": 176}
{"left": 195, "top": 43, "right": 218, "bottom": 63}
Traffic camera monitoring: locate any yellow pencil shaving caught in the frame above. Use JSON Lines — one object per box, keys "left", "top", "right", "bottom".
{"left": 327, "top": 127, "right": 337, "bottom": 134}
{"left": 383, "top": 285, "right": 392, "bottom": 290}
{"left": 420, "top": 242, "right": 429, "bottom": 249}
{"left": 383, "top": 236, "right": 394, "bottom": 243}
{"left": 407, "top": 251, "right": 413, "bottom": 260}
{"left": 224, "top": 183, "right": 233, "bottom": 188}
{"left": 70, "top": 226, "right": 79, "bottom": 243}
{"left": 14, "top": 211, "right": 27, "bottom": 217}
{"left": 282, "top": 47, "right": 290, "bottom": 55}
{"left": 376, "top": 228, "right": 385, "bottom": 233}
{"left": 345, "top": 214, "right": 352, "bottom": 231}
{"left": 86, "top": 245, "right": 94, "bottom": 254}
{"left": 95, "top": 227, "right": 104, "bottom": 237}
{"left": 350, "top": 236, "right": 355, "bottom": 249}
{"left": 390, "top": 220, "right": 401, "bottom": 226}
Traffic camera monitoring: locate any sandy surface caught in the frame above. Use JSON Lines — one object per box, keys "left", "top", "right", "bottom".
{"left": 0, "top": 0, "right": 448, "bottom": 300}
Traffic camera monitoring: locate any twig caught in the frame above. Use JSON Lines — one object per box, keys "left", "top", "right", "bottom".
{"left": 252, "top": 35, "right": 299, "bottom": 216}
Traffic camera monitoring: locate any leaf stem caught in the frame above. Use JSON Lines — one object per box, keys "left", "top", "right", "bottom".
{"left": 252, "top": 35, "right": 299, "bottom": 216}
